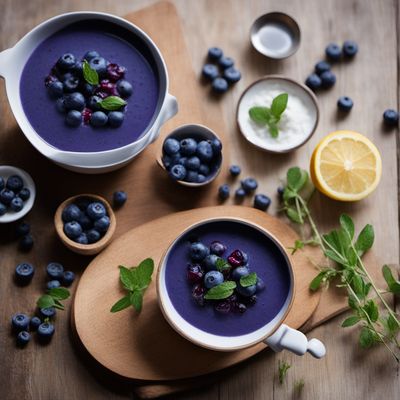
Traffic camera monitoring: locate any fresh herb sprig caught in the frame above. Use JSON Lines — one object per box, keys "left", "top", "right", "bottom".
{"left": 281, "top": 166, "right": 400, "bottom": 361}
{"left": 110, "top": 258, "right": 154, "bottom": 313}
{"left": 37, "top": 287, "right": 70, "bottom": 310}
{"left": 249, "top": 93, "right": 288, "bottom": 138}
{"left": 100, "top": 96, "right": 127, "bottom": 111}
{"left": 83, "top": 59, "right": 99, "bottom": 85}
{"left": 204, "top": 281, "right": 237, "bottom": 300}
{"left": 278, "top": 360, "right": 291, "bottom": 384}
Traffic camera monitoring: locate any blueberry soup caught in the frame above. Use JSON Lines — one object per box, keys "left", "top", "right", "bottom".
{"left": 20, "top": 20, "right": 159, "bottom": 152}
{"left": 164, "top": 220, "right": 291, "bottom": 337}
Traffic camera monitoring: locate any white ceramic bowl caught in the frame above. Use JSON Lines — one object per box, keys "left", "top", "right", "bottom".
{"left": 0, "top": 166, "right": 36, "bottom": 223}
{"left": 0, "top": 12, "right": 178, "bottom": 174}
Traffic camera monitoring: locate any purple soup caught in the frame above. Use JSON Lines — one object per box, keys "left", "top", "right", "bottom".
{"left": 165, "top": 220, "right": 292, "bottom": 337}
{"left": 20, "top": 20, "right": 159, "bottom": 152}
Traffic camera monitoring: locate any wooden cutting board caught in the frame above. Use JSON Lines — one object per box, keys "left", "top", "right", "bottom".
{"left": 73, "top": 206, "right": 322, "bottom": 381}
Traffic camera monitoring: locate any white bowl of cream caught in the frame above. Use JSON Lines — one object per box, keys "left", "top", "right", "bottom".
{"left": 236, "top": 76, "right": 319, "bottom": 153}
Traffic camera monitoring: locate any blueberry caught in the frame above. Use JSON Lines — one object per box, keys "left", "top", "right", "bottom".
{"left": 236, "top": 282, "right": 257, "bottom": 297}
{"left": 73, "top": 60, "right": 83, "bottom": 76}
{"left": 163, "top": 138, "right": 180, "bottom": 156}
{"left": 218, "top": 57, "right": 234, "bottom": 69}
{"left": 75, "top": 233, "right": 89, "bottom": 244}
{"left": 48, "top": 81, "right": 64, "bottom": 98}
{"left": 229, "top": 165, "right": 241, "bottom": 176}
{"left": 187, "top": 264, "right": 204, "bottom": 284}
{"left": 185, "top": 156, "right": 201, "bottom": 171}
{"left": 46, "top": 262, "right": 64, "bottom": 279}
{"left": 37, "top": 322, "right": 55, "bottom": 343}
{"left": 0, "top": 188, "right": 12, "bottom": 204}
{"left": 177, "top": 157, "right": 187, "bottom": 167}
{"left": 0, "top": 203, "right": 6, "bottom": 216}
{"left": 235, "top": 188, "right": 246, "bottom": 199}
{"left": 233, "top": 303, "right": 247, "bottom": 313}
{"left": 6, "top": 175, "right": 23, "bottom": 192}
{"left": 81, "top": 82, "right": 95, "bottom": 97}
{"left": 116, "top": 79, "right": 133, "bottom": 98}
{"left": 62, "top": 204, "right": 81, "bottom": 222}
{"left": 87, "top": 229, "right": 101, "bottom": 244}
{"left": 325, "top": 43, "right": 341, "bottom": 61}
{"left": 76, "top": 197, "right": 91, "bottom": 211}
{"left": 11, "top": 313, "right": 30, "bottom": 332}
{"left": 16, "top": 221, "right": 30, "bottom": 237}
{"left": 84, "top": 50, "right": 100, "bottom": 61}
{"left": 113, "top": 191, "right": 127, "bottom": 208}
{"left": 208, "top": 47, "right": 223, "bottom": 60}
{"left": 19, "top": 234, "right": 33, "bottom": 251}
{"left": 197, "top": 140, "right": 214, "bottom": 162}
{"left": 94, "top": 215, "right": 110, "bottom": 233}
{"left": 88, "top": 95, "right": 103, "bottom": 111}
{"left": 18, "top": 188, "right": 30, "bottom": 201}
{"left": 337, "top": 96, "right": 353, "bottom": 112}
{"left": 305, "top": 74, "right": 322, "bottom": 91}
{"left": 314, "top": 60, "right": 331, "bottom": 75}
{"left": 342, "top": 40, "right": 358, "bottom": 57}
{"left": 89, "top": 57, "right": 107, "bottom": 77}
{"left": 40, "top": 307, "right": 56, "bottom": 319}
{"left": 197, "top": 174, "right": 206, "bottom": 183}
{"left": 46, "top": 280, "right": 61, "bottom": 290}
{"left": 64, "top": 92, "right": 85, "bottom": 111}
{"left": 212, "top": 77, "right": 229, "bottom": 93}
{"left": 254, "top": 194, "right": 271, "bottom": 211}
{"left": 90, "top": 111, "right": 108, "bottom": 127}
{"left": 56, "top": 97, "right": 67, "bottom": 113}
{"left": 63, "top": 75, "right": 80, "bottom": 92}
{"left": 223, "top": 67, "right": 241, "bottom": 83}
{"left": 210, "top": 138, "right": 222, "bottom": 154}
{"left": 180, "top": 138, "right": 197, "bottom": 156}
{"left": 383, "top": 109, "right": 399, "bottom": 126}
{"left": 277, "top": 186, "right": 284, "bottom": 199}
{"left": 0, "top": 177, "right": 3, "bottom": 190}
{"left": 199, "top": 164, "right": 210, "bottom": 176}
{"left": 210, "top": 241, "right": 227, "bottom": 256}
{"left": 189, "top": 242, "right": 210, "bottom": 262}
{"left": 320, "top": 71, "right": 336, "bottom": 88}
{"left": 77, "top": 213, "right": 92, "bottom": 230}
{"left": 203, "top": 254, "right": 220, "bottom": 271}
{"left": 29, "top": 316, "right": 42, "bottom": 331}
{"left": 231, "top": 266, "right": 250, "bottom": 281}
{"left": 186, "top": 170, "right": 199, "bottom": 182}
{"left": 256, "top": 277, "right": 266, "bottom": 292}
{"left": 108, "top": 111, "right": 125, "bottom": 128}
{"left": 62, "top": 271, "right": 76, "bottom": 287}
{"left": 10, "top": 197, "right": 24, "bottom": 212}
{"left": 204, "top": 270, "right": 224, "bottom": 289}
{"left": 15, "top": 262, "right": 35, "bottom": 285}
{"left": 169, "top": 164, "right": 187, "bottom": 181}
{"left": 16, "top": 331, "right": 31, "bottom": 347}
{"left": 86, "top": 202, "right": 107, "bottom": 220}
{"left": 241, "top": 177, "right": 258, "bottom": 193}
{"left": 57, "top": 53, "right": 76, "bottom": 70}
{"left": 202, "top": 64, "right": 219, "bottom": 80}
{"left": 218, "top": 184, "right": 230, "bottom": 200}
{"left": 241, "top": 251, "right": 249, "bottom": 265}
{"left": 65, "top": 110, "right": 82, "bottom": 127}
{"left": 64, "top": 221, "right": 83, "bottom": 239}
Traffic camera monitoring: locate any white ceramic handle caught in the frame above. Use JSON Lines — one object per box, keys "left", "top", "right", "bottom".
{"left": 0, "top": 48, "right": 13, "bottom": 78}
{"left": 149, "top": 93, "right": 178, "bottom": 143}
{"left": 265, "top": 324, "right": 326, "bottom": 358}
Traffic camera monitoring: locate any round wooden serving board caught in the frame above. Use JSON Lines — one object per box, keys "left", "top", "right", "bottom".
{"left": 73, "top": 206, "right": 321, "bottom": 381}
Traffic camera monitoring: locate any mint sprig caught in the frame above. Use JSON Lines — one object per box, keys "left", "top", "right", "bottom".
{"left": 110, "top": 258, "right": 154, "bottom": 313}
{"left": 100, "top": 96, "right": 127, "bottom": 111}
{"left": 240, "top": 272, "right": 257, "bottom": 287}
{"left": 82, "top": 59, "right": 99, "bottom": 85}
{"left": 248, "top": 93, "right": 288, "bottom": 138}
{"left": 204, "top": 281, "right": 236, "bottom": 300}
{"left": 37, "top": 287, "right": 70, "bottom": 310}
{"left": 215, "top": 258, "right": 230, "bottom": 273}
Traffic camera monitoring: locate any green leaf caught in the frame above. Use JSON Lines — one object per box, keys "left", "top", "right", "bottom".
{"left": 37, "top": 294, "right": 55, "bottom": 309}
{"left": 100, "top": 96, "right": 127, "bottom": 111}
{"left": 324, "top": 249, "right": 346, "bottom": 265}
{"left": 339, "top": 214, "right": 355, "bottom": 240}
{"left": 248, "top": 106, "right": 271, "bottom": 124}
{"left": 216, "top": 258, "right": 230, "bottom": 272}
{"left": 48, "top": 287, "right": 70, "bottom": 300}
{"left": 382, "top": 265, "right": 400, "bottom": 294}
{"left": 289, "top": 240, "right": 304, "bottom": 255}
{"left": 363, "top": 300, "right": 379, "bottom": 322}
{"left": 309, "top": 272, "right": 325, "bottom": 291}
{"left": 110, "top": 295, "right": 132, "bottom": 313}
{"left": 286, "top": 167, "right": 308, "bottom": 192}
{"left": 240, "top": 272, "right": 257, "bottom": 287}
{"left": 82, "top": 59, "right": 99, "bottom": 85}
{"left": 355, "top": 224, "right": 374, "bottom": 255}
{"left": 346, "top": 246, "right": 358, "bottom": 267}
{"left": 278, "top": 360, "right": 291, "bottom": 384}
{"left": 204, "top": 281, "right": 237, "bottom": 300}
{"left": 53, "top": 299, "right": 65, "bottom": 310}
{"left": 119, "top": 265, "right": 136, "bottom": 291}
{"left": 323, "top": 231, "right": 342, "bottom": 255}
{"left": 348, "top": 295, "right": 359, "bottom": 310}
{"left": 351, "top": 274, "right": 365, "bottom": 298}
{"left": 136, "top": 258, "right": 154, "bottom": 288}
{"left": 359, "top": 327, "right": 376, "bottom": 348}
{"left": 286, "top": 207, "right": 303, "bottom": 224}
{"left": 271, "top": 93, "right": 288, "bottom": 118}
{"left": 283, "top": 188, "right": 297, "bottom": 201}
{"left": 130, "top": 290, "right": 143, "bottom": 313}
{"left": 342, "top": 315, "right": 360, "bottom": 327}
{"left": 387, "top": 314, "right": 400, "bottom": 333}
{"left": 267, "top": 120, "right": 279, "bottom": 138}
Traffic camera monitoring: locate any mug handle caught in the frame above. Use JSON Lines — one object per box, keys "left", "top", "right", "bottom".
{"left": 265, "top": 324, "right": 326, "bottom": 358}
{"left": 0, "top": 48, "right": 13, "bottom": 79}
{"left": 149, "top": 93, "right": 178, "bottom": 143}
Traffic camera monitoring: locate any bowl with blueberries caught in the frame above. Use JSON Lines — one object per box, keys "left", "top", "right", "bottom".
{"left": 0, "top": 166, "right": 36, "bottom": 223}
{"left": 159, "top": 124, "right": 223, "bottom": 187}
{"left": 55, "top": 194, "right": 116, "bottom": 255}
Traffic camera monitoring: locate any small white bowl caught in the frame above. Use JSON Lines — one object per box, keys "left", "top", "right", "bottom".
{"left": 0, "top": 166, "right": 36, "bottom": 223}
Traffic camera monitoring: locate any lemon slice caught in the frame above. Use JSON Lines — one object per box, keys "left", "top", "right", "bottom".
{"left": 310, "top": 131, "right": 382, "bottom": 201}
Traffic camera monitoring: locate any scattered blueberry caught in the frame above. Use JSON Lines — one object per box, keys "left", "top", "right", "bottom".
{"left": 208, "top": 47, "right": 223, "bottom": 60}
{"left": 16, "top": 331, "right": 31, "bottom": 347}
{"left": 383, "top": 109, "right": 399, "bottom": 126}
{"left": 46, "top": 262, "right": 64, "bottom": 279}
{"left": 337, "top": 96, "right": 353, "bottom": 112}
{"left": 210, "top": 241, "right": 227, "bottom": 256}
{"left": 223, "top": 67, "right": 241, "bottom": 83}
{"left": 203, "top": 254, "right": 220, "bottom": 271}
{"left": 342, "top": 40, "right": 358, "bottom": 57}
{"left": 237, "top": 282, "right": 257, "bottom": 297}
{"left": 229, "top": 165, "right": 241, "bottom": 177}
{"left": 19, "top": 234, "right": 33, "bottom": 252}
{"left": 12, "top": 313, "right": 30, "bottom": 332}
{"left": 197, "top": 140, "right": 214, "bottom": 162}
{"left": 211, "top": 77, "right": 229, "bottom": 93}
{"left": 241, "top": 177, "right": 258, "bottom": 193}
{"left": 57, "top": 53, "right": 76, "bottom": 70}
{"left": 185, "top": 156, "right": 201, "bottom": 171}
{"left": 62, "top": 271, "right": 76, "bottom": 287}
{"left": 86, "top": 202, "right": 106, "bottom": 220}
{"left": 254, "top": 194, "right": 271, "bottom": 211}
{"left": 325, "top": 43, "right": 342, "bottom": 61}
{"left": 235, "top": 187, "right": 246, "bottom": 199}
{"left": 116, "top": 79, "right": 133, "bottom": 98}
{"left": 218, "top": 184, "right": 230, "bottom": 200}
{"left": 56, "top": 97, "right": 66, "bottom": 113}
{"left": 62, "top": 204, "right": 81, "bottom": 222}
{"left": 16, "top": 221, "right": 30, "bottom": 237}
{"left": 108, "top": 111, "right": 125, "bottom": 128}
{"left": 169, "top": 164, "right": 187, "bottom": 181}
{"left": 180, "top": 138, "right": 197, "bottom": 156}
{"left": 320, "top": 70, "right": 336, "bottom": 88}
{"left": 15, "top": 262, "right": 35, "bottom": 285}
{"left": 231, "top": 266, "right": 250, "bottom": 281}
{"left": 46, "top": 280, "right": 61, "bottom": 290}
{"left": 64, "top": 221, "right": 83, "bottom": 239}
{"left": 6, "top": 175, "right": 23, "bottom": 192}
{"left": 189, "top": 242, "right": 210, "bottom": 262}
{"left": 113, "top": 191, "right": 127, "bottom": 208}
{"left": 202, "top": 64, "right": 219, "bottom": 80}
{"left": 218, "top": 57, "right": 234, "bottom": 69}
{"left": 63, "top": 75, "right": 80, "bottom": 92}
{"left": 204, "top": 271, "right": 224, "bottom": 289}
{"left": 37, "top": 322, "right": 55, "bottom": 343}
{"left": 29, "top": 316, "right": 42, "bottom": 331}
{"left": 40, "top": 307, "right": 56, "bottom": 319}
{"left": 277, "top": 186, "right": 284, "bottom": 199}
{"left": 314, "top": 61, "right": 331, "bottom": 75}
{"left": 210, "top": 138, "right": 222, "bottom": 154}
{"left": 81, "top": 82, "right": 95, "bottom": 97}
{"left": 163, "top": 138, "right": 180, "bottom": 155}
{"left": 10, "top": 197, "right": 24, "bottom": 212}
{"left": 88, "top": 95, "right": 102, "bottom": 111}
{"left": 83, "top": 50, "right": 100, "bottom": 61}
{"left": 305, "top": 74, "right": 322, "bottom": 91}
{"left": 89, "top": 56, "right": 107, "bottom": 77}
{"left": 65, "top": 110, "right": 82, "bottom": 127}
{"left": 18, "top": 188, "right": 30, "bottom": 201}
{"left": 90, "top": 111, "right": 108, "bottom": 127}
{"left": 64, "top": 92, "right": 85, "bottom": 111}
{"left": 87, "top": 229, "right": 101, "bottom": 244}
{"left": 48, "top": 81, "right": 64, "bottom": 98}
{"left": 94, "top": 215, "right": 110, "bottom": 233}
{"left": 256, "top": 277, "right": 266, "bottom": 292}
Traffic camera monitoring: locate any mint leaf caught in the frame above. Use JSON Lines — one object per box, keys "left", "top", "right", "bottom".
{"left": 204, "top": 281, "right": 236, "bottom": 300}
{"left": 340, "top": 214, "right": 355, "bottom": 241}
{"left": 130, "top": 290, "right": 143, "bottom": 312}
{"left": 271, "top": 93, "right": 288, "bottom": 118}
{"left": 359, "top": 327, "right": 376, "bottom": 348}
{"left": 100, "top": 96, "right": 127, "bottom": 111}
{"left": 215, "top": 258, "right": 230, "bottom": 272}
{"left": 363, "top": 300, "right": 379, "bottom": 322}
{"left": 286, "top": 167, "right": 308, "bottom": 192}
{"left": 240, "top": 272, "right": 257, "bottom": 287}
{"left": 267, "top": 120, "right": 279, "bottom": 138}
{"left": 83, "top": 59, "right": 99, "bottom": 85}
{"left": 286, "top": 207, "right": 303, "bottom": 224}
{"left": 48, "top": 287, "right": 70, "bottom": 300}
{"left": 248, "top": 107, "right": 271, "bottom": 124}
{"left": 355, "top": 224, "right": 374, "bottom": 255}
{"left": 342, "top": 316, "right": 360, "bottom": 327}
{"left": 309, "top": 272, "right": 325, "bottom": 291}
{"left": 119, "top": 265, "right": 136, "bottom": 291}
{"left": 110, "top": 295, "right": 132, "bottom": 313}
{"left": 136, "top": 258, "right": 154, "bottom": 288}
{"left": 53, "top": 299, "right": 65, "bottom": 310}
{"left": 37, "top": 294, "right": 55, "bottom": 309}
{"left": 382, "top": 265, "right": 400, "bottom": 294}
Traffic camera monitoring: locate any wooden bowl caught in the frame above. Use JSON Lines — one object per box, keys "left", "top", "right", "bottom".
{"left": 54, "top": 194, "right": 116, "bottom": 256}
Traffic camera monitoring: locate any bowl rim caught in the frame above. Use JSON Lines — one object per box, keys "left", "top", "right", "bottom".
{"left": 236, "top": 75, "right": 320, "bottom": 154}
{"left": 156, "top": 216, "right": 295, "bottom": 351}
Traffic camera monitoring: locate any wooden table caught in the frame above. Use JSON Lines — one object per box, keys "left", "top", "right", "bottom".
{"left": 0, "top": 0, "right": 399, "bottom": 399}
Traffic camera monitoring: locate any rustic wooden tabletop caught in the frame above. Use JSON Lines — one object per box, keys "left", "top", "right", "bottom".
{"left": 0, "top": 0, "right": 399, "bottom": 399}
